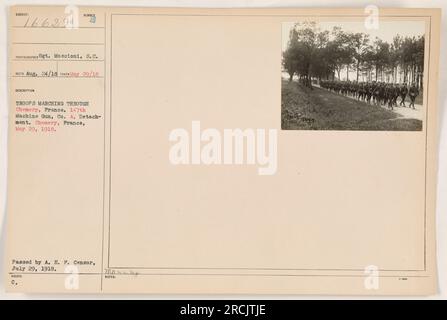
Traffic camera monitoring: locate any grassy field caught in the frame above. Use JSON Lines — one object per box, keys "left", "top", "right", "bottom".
{"left": 281, "top": 81, "right": 422, "bottom": 131}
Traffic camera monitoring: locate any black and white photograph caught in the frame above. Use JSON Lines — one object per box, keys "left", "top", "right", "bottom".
{"left": 281, "top": 20, "right": 426, "bottom": 131}
{"left": 1, "top": 1, "right": 446, "bottom": 301}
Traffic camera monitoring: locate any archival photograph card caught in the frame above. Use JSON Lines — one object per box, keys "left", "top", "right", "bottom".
{"left": 4, "top": 6, "right": 441, "bottom": 294}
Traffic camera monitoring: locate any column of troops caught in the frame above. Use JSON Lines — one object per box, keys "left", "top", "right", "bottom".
{"left": 319, "top": 80, "right": 420, "bottom": 110}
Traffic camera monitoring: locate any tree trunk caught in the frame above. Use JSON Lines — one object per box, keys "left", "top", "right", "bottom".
{"left": 307, "top": 64, "right": 312, "bottom": 89}
{"left": 414, "top": 66, "right": 416, "bottom": 84}
{"left": 419, "top": 67, "right": 423, "bottom": 90}
{"left": 356, "top": 61, "right": 360, "bottom": 81}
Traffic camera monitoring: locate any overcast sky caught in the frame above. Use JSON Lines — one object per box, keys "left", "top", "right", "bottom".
{"left": 282, "top": 20, "right": 425, "bottom": 51}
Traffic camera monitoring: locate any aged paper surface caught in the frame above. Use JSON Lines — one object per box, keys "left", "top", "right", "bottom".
{"left": 4, "top": 6, "right": 440, "bottom": 294}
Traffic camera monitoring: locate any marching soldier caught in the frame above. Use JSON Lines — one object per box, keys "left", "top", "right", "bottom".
{"left": 365, "top": 82, "right": 374, "bottom": 104}
{"left": 386, "top": 84, "right": 396, "bottom": 110}
{"left": 373, "top": 82, "right": 381, "bottom": 106}
{"left": 392, "top": 84, "right": 400, "bottom": 108}
{"left": 379, "top": 83, "right": 387, "bottom": 106}
{"left": 399, "top": 83, "right": 408, "bottom": 107}
{"left": 318, "top": 79, "right": 420, "bottom": 111}
{"left": 408, "top": 83, "right": 419, "bottom": 109}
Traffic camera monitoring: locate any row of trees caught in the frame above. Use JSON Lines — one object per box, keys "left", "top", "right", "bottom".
{"left": 283, "top": 22, "right": 425, "bottom": 88}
